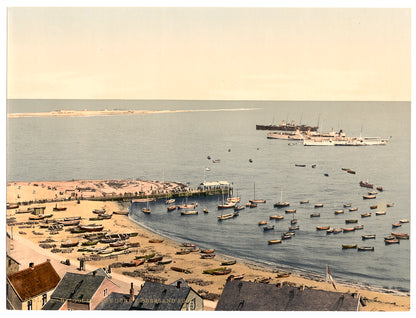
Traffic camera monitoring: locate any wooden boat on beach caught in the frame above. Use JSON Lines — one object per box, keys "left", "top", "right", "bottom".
{"left": 358, "top": 246, "right": 374, "bottom": 251}
{"left": 362, "top": 234, "right": 376, "bottom": 240}
{"left": 182, "top": 243, "right": 196, "bottom": 248}
{"left": 213, "top": 269, "right": 232, "bottom": 275}
{"left": 171, "top": 267, "right": 191, "bottom": 273}
{"left": 147, "top": 256, "right": 163, "bottom": 263}
{"left": 109, "top": 241, "right": 125, "bottom": 247}
{"left": 158, "top": 258, "right": 172, "bottom": 265}
{"left": 203, "top": 267, "right": 226, "bottom": 275}
{"left": 149, "top": 239, "right": 164, "bottom": 243}
{"left": 201, "top": 254, "right": 216, "bottom": 259}
{"left": 227, "top": 197, "right": 241, "bottom": 203}
{"left": 113, "top": 210, "right": 129, "bottom": 215}
{"left": 92, "top": 209, "right": 106, "bottom": 214}
{"left": 61, "top": 240, "right": 79, "bottom": 248}
{"left": 268, "top": 239, "right": 282, "bottom": 245}
{"left": 58, "top": 219, "right": 80, "bottom": 226}
{"left": 221, "top": 260, "right": 237, "bottom": 266}
{"left": 53, "top": 204, "right": 67, "bottom": 211}
{"left": 316, "top": 226, "right": 330, "bottom": 230}
{"left": 200, "top": 249, "right": 215, "bottom": 254}
{"left": 79, "top": 224, "right": 104, "bottom": 232}
{"left": 342, "top": 244, "right": 357, "bottom": 249}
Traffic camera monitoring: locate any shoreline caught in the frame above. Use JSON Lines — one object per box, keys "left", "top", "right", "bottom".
{"left": 6, "top": 182, "right": 410, "bottom": 311}
{"left": 127, "top": 211, "right": 409, "bottom": 298}
{"left": 7, "top": 107, "right": 262, "bottom": 119}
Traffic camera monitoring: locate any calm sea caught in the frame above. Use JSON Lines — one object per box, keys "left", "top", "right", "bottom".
{"left": 6, "top": 100, "right": 410, "bottom": 293}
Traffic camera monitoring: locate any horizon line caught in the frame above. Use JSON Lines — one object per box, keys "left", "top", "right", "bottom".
{"left": 6, "top": 98, "right": 410, "bottom": 102}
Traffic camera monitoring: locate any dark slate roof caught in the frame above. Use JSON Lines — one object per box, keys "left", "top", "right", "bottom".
{"left": 42, "top": 299, "right": 66, "bottom": 310}
{"left": 50, "top": 272, "right": 106, "bottom": 303}
{"left": 95, "top": 292, "right": 134, "bottom": 310}
{"left": 169, "top": 278, "right": 189, "bottom": 288}
{"left": 7, "top": 261, "right": 61, "bottom": 301}
{"left": 131, "top": 281, "right": 192, "bottom": 310}
{"left": 215, "top": 281, "right": 360, "bottom": 311}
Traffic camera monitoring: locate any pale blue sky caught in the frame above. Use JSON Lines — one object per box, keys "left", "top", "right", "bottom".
{"left": 6, "top": 6, "right": 411, "bottom": 100}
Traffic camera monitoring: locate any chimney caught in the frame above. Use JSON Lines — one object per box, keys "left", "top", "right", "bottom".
{"left": 92, "top": 270, "right": 96, "bottom": 277}
{"left": 29, "top": 262, "right": 34, "bottom": 269}
{"left": 176, "top": 281, "right": 182, "bottom": 289}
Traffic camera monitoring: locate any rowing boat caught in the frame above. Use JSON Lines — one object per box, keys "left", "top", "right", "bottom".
{"left": 342, "top": 244, "right": 357, "bottom": 249}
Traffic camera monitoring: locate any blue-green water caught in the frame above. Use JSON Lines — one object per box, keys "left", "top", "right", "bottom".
{"left": 7, "top": 100, "right": 410, "bottom": 293}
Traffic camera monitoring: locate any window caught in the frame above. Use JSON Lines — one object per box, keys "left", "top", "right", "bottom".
{"left": 103, "top": 289, "right": 107, "bottom": 297}
{"left": 42, "top": 294, "right": 47, "bottom": 306}
{"left": 186, "top": 298, "right": 196, "bottom": 311}
{"left": 27, "top": 300, "right": 32, "bottom": 310}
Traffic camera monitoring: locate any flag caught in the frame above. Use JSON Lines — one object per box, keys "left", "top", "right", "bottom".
{"left": 326, "top": 264, "right": 337, "bottom": 290}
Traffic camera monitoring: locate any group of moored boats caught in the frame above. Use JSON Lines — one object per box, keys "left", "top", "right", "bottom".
{"left": 262, "top": 120, "right": 390, "bottom": 146}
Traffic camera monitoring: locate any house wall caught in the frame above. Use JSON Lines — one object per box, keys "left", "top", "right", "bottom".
{"left": 182, "top": 290, "right": 203, "bottom": 311}
{"left": 6, "top": 256, "right": 20, "bottom": 276}
{"left": 67, "top": 301, "right": 89, "bottom": 310}
{"left": 6, "top": 281, "right": 55, "bottom": 310}
{"left": 89, "top": 278, "right": 120, "bottom": 310}
{"left": 6, "top": 282, "right": 22, "bottom": 310}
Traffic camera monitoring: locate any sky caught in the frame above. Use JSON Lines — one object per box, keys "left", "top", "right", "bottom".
{"left": 5, "top": 4, "right": 412, "bottom": 101}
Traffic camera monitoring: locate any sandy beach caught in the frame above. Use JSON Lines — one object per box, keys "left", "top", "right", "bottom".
{"left": 7, "top": 108, "right": 261, "bottom": 118}
{"left": 6, "top": 181, "right": 410, "bottom": 311}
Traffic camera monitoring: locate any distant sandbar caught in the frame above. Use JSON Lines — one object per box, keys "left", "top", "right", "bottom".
{"left": 7, "top": 107, "right": 261, "bottom": 118}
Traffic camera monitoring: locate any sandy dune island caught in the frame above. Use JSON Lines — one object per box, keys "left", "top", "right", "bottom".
{"left": 6, "top": 180, "right": 410, "bottom": 311}
{"left": 7, "top": 107, "right": 261, "bottom": 118}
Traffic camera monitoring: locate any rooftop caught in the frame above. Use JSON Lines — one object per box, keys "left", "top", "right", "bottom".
{"left": 7, "top": 261, "right": 60, "bottom": 301}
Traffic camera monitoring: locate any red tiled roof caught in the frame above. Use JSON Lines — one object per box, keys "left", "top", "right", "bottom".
{"left": 7, "top": 261, "right": 61, "bottom": 301}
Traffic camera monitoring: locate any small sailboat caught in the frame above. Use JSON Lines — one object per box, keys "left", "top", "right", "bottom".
{"left": 142, "top": 200, "right": 151, "bottom": 214}
{"left": 274, "top": 190, "right": 290, "bottom": 208}
{"left": 250, "top": 182, "right": 266, "bottom": 203}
